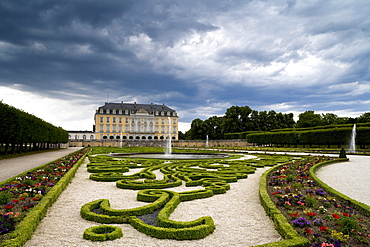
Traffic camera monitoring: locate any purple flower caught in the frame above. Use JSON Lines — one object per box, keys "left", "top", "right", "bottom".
{"left": 292, "top": 217, "right": 311, "bottom": 227}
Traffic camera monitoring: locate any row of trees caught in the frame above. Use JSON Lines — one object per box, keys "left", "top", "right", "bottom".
{"left": 0, "top": 102, "right": 69, "bottom": 154}
{"left": 180, "top": 105, "right": 370, "bottom": 140}
{"left": 182, "top": 106, "right": 295, "bottom": 140}
{"left": 296, "top": 111, "right": 370, "bottom": 128}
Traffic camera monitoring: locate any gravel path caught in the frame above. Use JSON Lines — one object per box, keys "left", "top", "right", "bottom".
{"left": 316, "top": 154, "right": 370, "bottom": 206}
{"left": 24, "top": 157, "right": 282, "bottom": 247}
{"left": 0, "top": 147, "right": 82, "bottom": 182}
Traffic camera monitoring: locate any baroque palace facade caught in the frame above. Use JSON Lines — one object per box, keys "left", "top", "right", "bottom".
{"left": 94, "top": 102, "right": 179, "bottom": 140}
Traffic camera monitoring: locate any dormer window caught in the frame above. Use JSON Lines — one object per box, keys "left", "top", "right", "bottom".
{"left": 100, "top": 109, "right": 103, "bottom": 113}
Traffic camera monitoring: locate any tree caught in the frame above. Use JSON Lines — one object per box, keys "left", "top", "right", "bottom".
{"left": 188, "top": 118, "right": 206, "bottom": 140}
{"left": 203, "top": 116, "right": 224, "bottom": 140}
{"left": 221, "top": 106, "right": 252, "bottom": 133}
{"left": 358, "top": 112, "right": 370, "bottom": 123}
{"left": 296, "top": 111, "right": 323, "bottom": 128}
{"left": 321, "top": 113, "right": 339, "bottom": 125}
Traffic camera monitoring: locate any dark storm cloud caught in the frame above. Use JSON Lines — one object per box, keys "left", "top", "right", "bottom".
{"left": 0, "top": 0, "right": 369, "bottom": 130}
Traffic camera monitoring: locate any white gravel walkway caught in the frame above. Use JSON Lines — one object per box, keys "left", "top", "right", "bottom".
{"left": 316, "top": 154, "right": 370, "bottom": 206}
{"left": 24, "top": 157, "right": 282, "bottom": 247}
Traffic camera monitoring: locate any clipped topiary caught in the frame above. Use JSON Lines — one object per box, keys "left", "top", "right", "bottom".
{"left": 83, "top": 225, "right": 123, "bottom": 241}
{"left": 339, "top": 148, "right": 347, "bottom": 158}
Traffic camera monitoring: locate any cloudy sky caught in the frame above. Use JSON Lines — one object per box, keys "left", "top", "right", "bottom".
{"left": 0, "top": 0, "right": 369, "bottom": 132}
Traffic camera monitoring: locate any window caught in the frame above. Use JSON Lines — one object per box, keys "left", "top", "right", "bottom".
{"left": 100, "top": 117, "right": 103, "bottom": 123}
{"left": 113, "top": 109, "right": 116, "bottom": 114}
{"left": 112, "top": 125, "right": 116, "bottom": 132}
{"left": 113, "top": 117, "right": 116, "bottom": 123}
{"left": 100, "top": 109, "right": 104, "bottom": 113}
{"left": 106, "top": 125, "right": 110, "bottom": 132}
{"left": 119, "top": 110, "right": 122, "bottom": 114}
{"left": 119, "top": 117, "right": 122, "bottom": 123}
{"left": 99, "top": 124, "right": 103, "bottom": 132}
{"left": 125, "top": 124, "right": 129, "bottom": 132}
{"left": 125, "top": 118, "right": 128, "bottom": 123}
{"left": 118, "top": 125, "right": 122, "bottom": 132}
{"left": 106, "top": 117, "right": 110, "bottom": 123}
{"left": 155, "top": 118, "right": 158, "bottom": 124}
{"left": 125, "top": 110, "right": 129, "bottom": 114}
{"left": 161, "top": 119, "right": 165, "bottom": 124}
{"left": 173, "top": 119, "right": 176, "bottom": 124}
{"left": 106, "top": 109, "right": 110, "bottom": 114}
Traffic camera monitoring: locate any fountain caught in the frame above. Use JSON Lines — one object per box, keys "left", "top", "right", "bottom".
{"left": 349, "top": 124, "right": 356, "bottom": 153}
{"left": 206, "top": 135, "right": 209, "bottom": 147}
{"left": 111, "top": 117, "right": 228, "bottom": 159}
{"left": 165, "top": 117, "right": 172, "bottom": 155}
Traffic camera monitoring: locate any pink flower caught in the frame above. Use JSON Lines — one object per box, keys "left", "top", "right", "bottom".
{"left": 321, "top": 243, "right": 334, "bottom": 247}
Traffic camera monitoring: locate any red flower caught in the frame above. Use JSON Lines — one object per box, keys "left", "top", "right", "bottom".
{"left": 332, "top": 214, "right": 340, "bottom": 219}
{"left": 306, "top": 211, "right": 316, "bottom": 217}
{"left": 19, "top": 197, "right": 25, "bottom": 200}
{"left": 290, "top": 212, "right": 299, "bottom": 218}
{"left": 320, "top": 226, "right": 328, "bottom": 232}
{"left": 305, "top": 228, "right": 312, "bottom": 234}
{"left": 342, "top": 212, "right": 351, "bottom": 217}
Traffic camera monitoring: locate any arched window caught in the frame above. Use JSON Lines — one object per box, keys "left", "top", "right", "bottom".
{"left": 90, "top": 135, "right": 94, "bottom": 140}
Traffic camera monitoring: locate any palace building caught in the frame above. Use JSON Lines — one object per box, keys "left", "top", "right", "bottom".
{"left": 94, "top": 102, "right": 178, "bottom": 140}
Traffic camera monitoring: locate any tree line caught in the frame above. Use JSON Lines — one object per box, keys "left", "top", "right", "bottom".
{"left": 0, "top": 101, "right": 69, "bottom": 155}
{"left": 180, "top": 106, "right": 370, "bottom": 140}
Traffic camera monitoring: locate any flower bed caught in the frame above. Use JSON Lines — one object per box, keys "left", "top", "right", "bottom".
{"left": 0, "top": 148, "right": 89, "bottom": 246}
{"left": 266, "top": 156, "right": 370, "bottom": 246}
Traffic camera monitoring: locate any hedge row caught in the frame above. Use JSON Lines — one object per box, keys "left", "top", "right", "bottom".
{"left": 0, "top": 102, "right": 68, "bottom": 154}
{"left": 247, "top": 127, "right": 370, "bottom": 147}
{"left": 81, "top": 189, "right": 216, "bottom": 240}
{"left": 0, "top": 148, "right": 89, "bottom": 247}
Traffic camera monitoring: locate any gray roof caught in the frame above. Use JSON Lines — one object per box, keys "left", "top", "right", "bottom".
{"left": 99, "top": 102, "right": 176, "bottom": 112}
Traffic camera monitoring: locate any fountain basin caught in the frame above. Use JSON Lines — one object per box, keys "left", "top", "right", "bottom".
{"left": 109, "top": 152, "right": 229, "bottom": 160}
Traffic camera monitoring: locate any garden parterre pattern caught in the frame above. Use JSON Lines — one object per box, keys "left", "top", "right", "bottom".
{"left": 81, "top": 154, "right": 297, "bottom": 241}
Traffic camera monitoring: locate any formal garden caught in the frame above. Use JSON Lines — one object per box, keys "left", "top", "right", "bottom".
{"left": 1, "top": 146, "right": 369, "bottom": 246}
